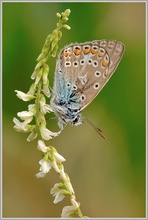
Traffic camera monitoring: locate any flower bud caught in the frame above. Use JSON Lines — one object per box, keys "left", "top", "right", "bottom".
{"left": 62, "top": 24, "right": 71, "bottom": 30}
{"left": 56, "top": 12, "right": 61, "bottom": 18}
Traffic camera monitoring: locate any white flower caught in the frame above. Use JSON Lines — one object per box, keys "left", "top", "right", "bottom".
{"left": 36, "top": 172, "right": 47, "bottom": 178}
{"left": 28, "top": 104, "right": 36, "bottom": 115}
{"left": 43, "top": 83, "right": 50, "bottom": 98}
{"left": 59, "top": 169, "right": 67, "bottom": 181}
{"left": 17, "top": 111, "right": 34, "bottom": 120}
{"left": 51, "top": 159, "right": 60, "bottom": 173}
{"left": 40, "top": 127, "right": 61, "bottom": 140}
{"left": 15, "top": 90, "right": 35, "bottom": 101}
{"left": 59, "top": 170, "right": 74, "bottom": 195}
{"left": 36, "top": 159, "right": 51, "bottom": 178}
{"left": 27, "top": 130, "right": 38, "bottom": 142}
{"left": 13, "top": 117, "right": 33, "bottom": 132}
{"left": 61, "top": 205, "right": 77, "bottom": 218}
{"left": 37, "top": 140, "right": 48, "bottom": 153}
{"left": 40, "top": 100, "right": 52, "bottom": 114}
{"left": 54, "top": 151, "right": 66, "bottom": 163}
{"left": 39, "top": 159, "right": 51, "bottom": 173}
{"left": 71, "top": 197, "right": 79, "bottom": 208}
{"left": 50, "top": 183, "right": 65, "bottom": 204}
{"left": 28, "top": 104, "right": 35, "bottom": 111}
{"left": 27, "top": 83, "right": 36, "bottom": 96}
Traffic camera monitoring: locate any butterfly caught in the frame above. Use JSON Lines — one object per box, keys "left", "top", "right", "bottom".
{"left": 50, "top": 40, "right": 125, "bottom": 135}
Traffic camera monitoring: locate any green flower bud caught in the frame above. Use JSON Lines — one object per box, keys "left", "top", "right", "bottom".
{"left": 51, "top": 38, "right": 58, "bottom": 51}
{"left": 42, "top": 64, "right": 49, "bottom": 84}
{"left": 56, "top": 12, "right": 61, "bottom": 19}
{"left": 43, "top": 82, "right": 50, "bottom": 98}
{"left": 28, "top": 83, "right": 36, "bottom": 96}
{"left": 58, "top": 31, "right": 62, "bottom": 39}
{"left": 31, "top": 70, "right": 37, "bottom": 80}
{"left": 62, "top": 24, "right": 71, "bottom": 30}
{"left": 65, "top": 9, "right": 71, "bottom": 16}
{"left": 35, "top": 57, "right": 48, "bottom": 70}
{"left": 51, "top": 44, "right": 58, "bottom": 57}
{"left": 35, "top": 68, "right": 43, "bottom": 85}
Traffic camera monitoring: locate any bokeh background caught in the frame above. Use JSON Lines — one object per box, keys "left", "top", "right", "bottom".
{"left": 2, "top": 2, "right": 146, "bottom": 218}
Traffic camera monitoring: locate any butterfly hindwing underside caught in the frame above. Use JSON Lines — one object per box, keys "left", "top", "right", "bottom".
{"left": 50, "top": 40, "right": 125, "bottom": 129}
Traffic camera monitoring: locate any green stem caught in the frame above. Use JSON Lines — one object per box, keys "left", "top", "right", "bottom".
{"left": 35, "top": 81, "right": 42, "bottom": 134}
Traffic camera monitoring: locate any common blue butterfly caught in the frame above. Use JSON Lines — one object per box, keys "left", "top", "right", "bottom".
{"left": 50, "top": 40, "right": 125, "bottom": 132}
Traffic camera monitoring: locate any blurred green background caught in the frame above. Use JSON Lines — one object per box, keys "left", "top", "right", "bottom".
{"left": 2, "top": 2, "right": 146, "bottom": 218}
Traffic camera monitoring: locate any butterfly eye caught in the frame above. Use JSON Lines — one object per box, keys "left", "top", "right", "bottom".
{"left": 93, "top": 83, "right": 100, "bottom": 90}
{"left": 94, "top": 71, "right": 101, "bottom": 77}
{"left": 80, "top": 94, "right": 86, "bottom": 101}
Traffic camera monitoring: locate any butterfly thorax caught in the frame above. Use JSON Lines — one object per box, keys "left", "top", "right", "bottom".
{"left": 50, "top": 94, "right": 82, "bottom": 130}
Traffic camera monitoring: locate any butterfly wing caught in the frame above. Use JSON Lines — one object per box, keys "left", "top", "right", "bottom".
{"left": 52, "top": 40, "right": 125, "bottom": 115}
{"left": 77, "top": 40, "right": 125, "bottom": 111}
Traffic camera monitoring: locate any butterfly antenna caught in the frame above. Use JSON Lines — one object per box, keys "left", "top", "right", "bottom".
{"left": 84, "top": 117, "right": 106, "bottom": 139}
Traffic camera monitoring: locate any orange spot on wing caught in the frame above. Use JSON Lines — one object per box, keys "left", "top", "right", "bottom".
{"left": 73, "top": 48, "right": 81, "bottom": 55}
{"left": 91, "top": 49, "right": 97, "bottom": 54}
{"left": 64, "top": 50, "right": 71, "bottom": 57}
{"left": 98, "top": 51, "right": 104, "bottom": 57}
{"left": 102, "top": 59, "right": 108, "bottom": 67}
{"left": 83, "top": 48, "right": 90, "bottom": 54}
